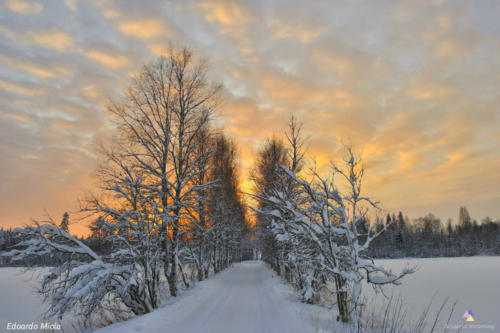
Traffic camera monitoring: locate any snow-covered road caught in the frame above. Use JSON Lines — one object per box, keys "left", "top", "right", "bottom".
{"left": 96, "top": 261, "right": 317, "bottom": 333}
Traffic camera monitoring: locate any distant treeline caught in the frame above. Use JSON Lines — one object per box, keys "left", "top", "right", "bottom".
{"left": 1, "top": 206, "right": 498, "bottom": 267}
{"left": 368, "top": 206, "right": 500, "bottom": 258}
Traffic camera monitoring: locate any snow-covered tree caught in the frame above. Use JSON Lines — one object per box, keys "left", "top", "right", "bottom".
{"left": 4, "top": 214, "right": 161, "bottom": 319}
{"left": 183, "top": 126, "right": 214, "bottom": 281}
{"left": 252, "top": 117, "right": 327, "bottom": 303}
{"left": 2, "top": 48, "right": 248, "bottom": 323}
{"left": 59, "top": 212, "right": 69, "bottom": 233}
{"left": 105, "top": 47, "right": 221, "bottom": 297}
{"left": 207, "top": 134, "right": 247, "bottom": 273}
{"left": 251, "top": 137, "right": 288, "bottom": 273}
{"left": 257, "top": 147, "right": 414, "bottom": 323}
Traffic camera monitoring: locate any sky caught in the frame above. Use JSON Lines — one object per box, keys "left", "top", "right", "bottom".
{"left": 0, "top": 0, "right": 499, "bottom": 235}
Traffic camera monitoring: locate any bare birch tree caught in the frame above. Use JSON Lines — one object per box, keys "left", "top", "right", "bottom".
{"left": 105, "top": 47, "right": 221, "bottom": 296}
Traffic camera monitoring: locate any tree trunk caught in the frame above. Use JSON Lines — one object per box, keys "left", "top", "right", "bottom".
{"left": 335, "top": 274, "right": 349, "bottom": 323}
{"left": 168, "top": 207, "right": 180, "bottom": 297}
{"left": 179, "top": 263, "right": 190, "bottom": 288}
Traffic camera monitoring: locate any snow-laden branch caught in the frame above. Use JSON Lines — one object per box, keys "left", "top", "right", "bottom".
{"left": 255, "top": 148, "right": 414, "bottom": 323}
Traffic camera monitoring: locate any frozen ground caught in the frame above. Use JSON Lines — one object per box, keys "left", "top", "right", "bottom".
{"left": 96, "top": 257, "right": 500, "bottom": 333}
{"left": 0, "top": 268, "right": 80, "bottom": 332}
{"left": 361, "top": 256, "right": 500, "bottom": 331}
{"left": 1, "top": 257, "right": 499, "bottom": 332}
{"left": 0, "top": 268, "right": 45, "bottom": 327}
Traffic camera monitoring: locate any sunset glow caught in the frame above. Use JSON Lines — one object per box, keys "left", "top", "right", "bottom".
{"left": 1, "top": 0, "right": 499, "bottom": 235}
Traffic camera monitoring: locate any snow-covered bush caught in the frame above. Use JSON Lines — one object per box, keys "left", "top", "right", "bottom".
{"left": 257, "top": 144, "right": 414, "bottom": 324}
{"left": 4, "top": 219, "right": 160, "bottom": 320}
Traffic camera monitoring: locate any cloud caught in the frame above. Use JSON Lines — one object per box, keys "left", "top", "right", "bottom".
{"left": 0, "top": 109, "right": 31, "bottom": 123}
{"left": 29, "top": 30, "right": 74, "bottom": 51}
{"left": 0, "top": 79, "right": 44, "bottom": 96}
{"left": 148, "top": 43, "right": 169, "bottom": 56}
{"left": 0, "top": 0, "right": 499, "bottom": 233}
{"left": 87, "top": 51, "right": 129, "bottom": 69}
{"left": 63, "top": 0, "right": 77, "bottom": 11}
{"left": 270, "top": 19, "right": 324, "bottom": 43}
{"left": 0, "top": 26, "right": 74, "bottom": 51}
{"left": 4, "top": 0, "right": 43, "bottom": 15}
{"left": 118, "top": 19, "right": 169, "bottom": 40}
{"left": 0, "top": 54, "right": 68, "bottom": 78}
{"left": 195, "top": 0, "right": 257, "bottom": 60}
{"left": 197, "top": 0, "right": 252, "bottom": 26}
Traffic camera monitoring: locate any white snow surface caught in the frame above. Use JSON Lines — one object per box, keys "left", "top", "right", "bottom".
{"left": 0, "top": 268, "right": 46, "bottom": 325}
{"left": 96, "top": 257, "right": 500, "bottom": 332}
{"left": 0, "top": 268, "right": 79, "bottom": 332}
{"left": 1, "top": 257, "right": 499, "bottom": 332}
{"left": 95, "top": 260, "right": 330, "bottom": 333}
{"left": 361, "top": 256, "right": 500, "bottom": 330}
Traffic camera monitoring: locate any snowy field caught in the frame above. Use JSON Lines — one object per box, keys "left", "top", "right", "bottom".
{"left": 0, "top": 257, "right": 499, "bottom": 332}
{"left": 360, "top": 256, "right": 500, "bottom": 331}
{"left": 0, "top": 268, "right": 80, "bottom": 332}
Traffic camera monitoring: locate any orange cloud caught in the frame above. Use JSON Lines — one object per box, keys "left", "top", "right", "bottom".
{"left": 87, "top": 51, "right": 129, "bottom": 69}
{"left": 0, "top": 110, "right": 31, "bottom": 123}
{"left": 0, "top": 79, "right": 44, "bottom": 96}
{"left": 5, "top": 0, "right": 43, "bottom": 15}
{"left": 270, "top": 19, "right": 323, "bottom": 43}
{"left": 149, "top": 43, "right": 169, "bottom": 56}
{"left": 312, "top": 49, "right": 355, "bottom": 81}
{"left": 196, "top": 0, "right": 256, "bottom": 60}
{"left": 1, "top": 0, "right": 499, "bottom": 233}
{"left": 407, "top": 79, "right": 454, "bottom": 100}
{"left": 434, "top": 40, "right": 464, "bottom": 59}
{"left": 0, "top": 55, "right": 68, "bottom": 78}
{"left": 1, "top": 60, "right": 50, "bottom": 78}
{"left": 29, "top": 30, "right": 73, "bottom": 51}
{"left": 197, "top": 0, "right": 252, "bottom": 26}
{"left": 0, "top": 27, "right": 74, "bottom": 51}
{"left": 118, "top": 19, "right": 169, "bottom": 40}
